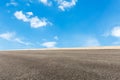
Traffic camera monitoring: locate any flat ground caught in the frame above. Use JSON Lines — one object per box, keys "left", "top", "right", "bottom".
{"left": 0, "top": 49, "right": 120, "bottom": 80}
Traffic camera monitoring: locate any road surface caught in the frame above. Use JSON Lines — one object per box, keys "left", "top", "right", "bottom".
{"left": 0, "top": 49, "right": 120, "bottom": 80}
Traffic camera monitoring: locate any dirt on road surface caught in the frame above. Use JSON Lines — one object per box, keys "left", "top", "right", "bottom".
{"left": 0, "top": 49, "right": 120, "bottom": 80}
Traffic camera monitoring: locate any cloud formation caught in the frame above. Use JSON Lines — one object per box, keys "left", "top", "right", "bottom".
{"left": 41, "top": 41, "right": 57, "bottom": 48}
{"left": 6, "top": 0, "right": 18, "bottom": 6}
{"left": 30, "top": 17, "right": 50, "bottom": 28}
{"left": 111, "top": 26, "right": 120, "bottom": 38}
{"left": 103, "top": 26, "right": 120, "bottom": 45}
{"left": 56, "top": 0, "right": 77, "bottom": 11}
{"left": 39, "top": 0, "right": 77, "bottom": 11}
{"left": 14, "top": 11, "right": 52, "bottom": 28}
{"left": 14, "top": 11, "right": 29, "bottom": 22}
{"left": 0, "top": 32, "right": 15, "bottom": 40}
{"left": 103, "top": 26, "right": 120, "bottom": 38}
{"left": 39, "top": 0, "right": 52, "bottom": 6}
{"left": 0, "top": 32, "right": 31, "bottom": 45}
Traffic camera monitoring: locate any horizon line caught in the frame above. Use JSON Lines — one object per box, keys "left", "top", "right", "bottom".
{"left": 1, "top": 46, "right": 120, "bottom": 51}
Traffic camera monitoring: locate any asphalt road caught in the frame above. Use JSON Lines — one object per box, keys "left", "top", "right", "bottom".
{"left": 0, "top": 49, "right": 120, "bottom": 80}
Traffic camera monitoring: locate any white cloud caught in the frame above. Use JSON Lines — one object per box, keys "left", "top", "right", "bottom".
{"left": 6, "top": 0, "right": 18, "bottom": 6}
{"left": 0, "top": 32, "right": 31, "bottom": 46}
{"left": 41, "top": 41, "right": 57, "bottom": 48}
{"left": 56, "top": 0, "right": 77, "bottom": 11}
{"left": 111, "top": 26, "right": 120, "bottom": 38}
{"left": 14, "top": 11, "right": 51, "bottom": 28}
{"left": 39, "top": 0, "right": 52, "bottom": 6}
{"left": 30, "top": 17, "right": 49, "bottom": 28}
{"left": 14, "top": 11, "right": 29, "bottom": 22}
{"left": 26, "top": 12, "right": 33, "bottom": 16}
{"left": 103, "top": 26, "right": 120, "bottom": 45}
{"left": 14, "top": 38, "right": 31, "bottom": 46}
{"left": 0, "top": 32, "right": 15, "bottom": 40}
{"left": 84, "top": 37, "right": 100, "bottom": 47}
{"left": 38, "top": 0, "right": 78, "bottom": 11}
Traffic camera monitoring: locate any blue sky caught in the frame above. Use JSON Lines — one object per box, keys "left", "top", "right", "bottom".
{"left": 0, "top": 0, "right": 120, "bottom": 50}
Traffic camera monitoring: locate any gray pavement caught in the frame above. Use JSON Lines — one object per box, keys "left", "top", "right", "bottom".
{"left": 0, "top": 49, "right": 120, "bottom": 80}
